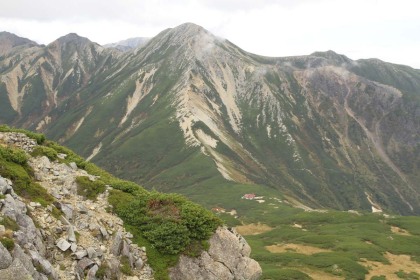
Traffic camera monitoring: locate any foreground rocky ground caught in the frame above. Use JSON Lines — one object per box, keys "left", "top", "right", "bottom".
{"left": 0, "top": 132, "right": 262, "bottom": 280}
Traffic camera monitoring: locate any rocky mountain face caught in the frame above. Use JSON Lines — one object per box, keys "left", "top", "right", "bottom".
{"left": 0, "top": 23, "right": 419, "bottom": 215}
{"left": 0, "top": 131, "right": 261, "bottom": 279}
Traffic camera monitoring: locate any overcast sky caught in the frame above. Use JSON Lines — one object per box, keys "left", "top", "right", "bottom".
{"left": 1, "top": 0, "right": 419, "bottom": 68}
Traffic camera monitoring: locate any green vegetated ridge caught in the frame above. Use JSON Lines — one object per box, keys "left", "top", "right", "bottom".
{"left": 0, "top": 125, "right": 221, "bottom": 279}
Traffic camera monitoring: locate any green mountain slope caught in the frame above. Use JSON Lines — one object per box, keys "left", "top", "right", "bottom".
{"left": 1, "top": 23, "right": 419, "bottom": 216}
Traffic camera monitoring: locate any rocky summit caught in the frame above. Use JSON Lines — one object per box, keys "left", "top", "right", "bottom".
{"left": 0, "top": 23, "right": 419, "bottom": 215}
{"left": 0, "top": 131, "right": 261, "bottom": 279}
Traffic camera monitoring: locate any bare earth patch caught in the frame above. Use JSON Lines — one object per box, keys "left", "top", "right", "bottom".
{"left": 235, "top": 223, "right": 272, "bottom": 236}
{"left": 265, "top": 243, "right": 332, "bottom": 255}
{"left": 360, "top": 252, "right": 420, "bottom": 279}
{"left": 299, "top": 268, "right": 344, "bottom": 280}
{"left": 390, "top": 226, "right": 411, "bottom": 236}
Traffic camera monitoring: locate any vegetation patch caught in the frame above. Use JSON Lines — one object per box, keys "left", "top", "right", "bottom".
{"left": 110, "top": 190, "right": 221, "bottom": 255}
{"left": 76, "top": 176, "right": 106, "bottom": 201}
{"left": 31, "top": 145, "right": 58, "bottom": 161}
{"left": 0, "top": 236, "right": 15, "bottom": 251}
{"left": 0, "top": 216, "right": 20, "bottom": 231}
{"left": 120, "top": 255, "right": 133, "bottom": 276}
{"left": 0, "top": 147, "right": 54, "bottom": 206}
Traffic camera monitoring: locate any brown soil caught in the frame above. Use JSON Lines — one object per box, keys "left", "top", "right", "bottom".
{"left": 235, "top": 223, "right": 272, "bottom": 235}
{"left": 390, "top": 226, "right": 411, "bottom": 236}
{"left": 265, "top": 243, "right": 332, "bottom": 255}
{"left": 360, "top": 252, "right": 420, "bottom": 279}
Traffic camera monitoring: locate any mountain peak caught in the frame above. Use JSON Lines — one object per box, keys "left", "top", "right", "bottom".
{"left": 310, "top": 50, "right": 352, "bottom": 64}
{"left": 55, "top": 33, "right": 92, "bottom": 45}
{"left": 168, "top": 22, "right": 212, "bottom": 40}
{"left": 0, "top": 31, "right": 38, "bottom": 55}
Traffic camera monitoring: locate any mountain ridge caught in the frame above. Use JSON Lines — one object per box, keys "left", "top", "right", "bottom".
{"left": 0, "top": 23, "right": 419, "bottom": 216}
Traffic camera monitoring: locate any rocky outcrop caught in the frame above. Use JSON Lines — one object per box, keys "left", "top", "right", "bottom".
{"left": 169, "top": 227, "right": 262, "bottom": 280}
{"left": 0, "top": 132, "right": 153, "bottom": 280}
{"left": 1, "top": 132, "right": 263, "bottom": 280}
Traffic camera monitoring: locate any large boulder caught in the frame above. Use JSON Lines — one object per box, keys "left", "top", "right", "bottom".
{"left": 0, "top": 242, "right": 13, "bottom": 269}
{"left": 169, "top": 227, "right": 262, "bottom": 280}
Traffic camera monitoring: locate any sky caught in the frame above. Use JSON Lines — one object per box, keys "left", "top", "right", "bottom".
{"left": 1, "top": 0, "right": 419, "bottom": 68}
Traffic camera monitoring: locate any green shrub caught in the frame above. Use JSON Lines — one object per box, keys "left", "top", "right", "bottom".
{"left": 0, "top": 157, "right": 54, "bottom": 206}
{"left": 96, "top": 262, "right": 108, "bottom": 278}
{"left": 0, "top": 236, "right": 15, "bottom": 251}
{"left": 371, "top": 276, "right": 386, "bottom": 280}
{"left": 76, "top": 176, "right": 106, "bottom": 200}
{"left": 31, "top": 145, "right": 58, "bottom": 161}
{"left": 109, "top": 191, "right": 222, "bottom": 255}
{"left": 0, "top": 146, "right": 28, "bottom": 165}
{"left": 120, "top": 256, "right": 133, "bottom": 276}
{"left": 395, "top": 270, "right": 420, "bottom": 280}
{"left": 0, "top": 216, "right": 19, "bottom": 231}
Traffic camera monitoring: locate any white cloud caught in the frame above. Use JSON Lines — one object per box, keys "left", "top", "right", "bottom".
{"left": 1, "top": 0, "right": 419, "bottom": 68}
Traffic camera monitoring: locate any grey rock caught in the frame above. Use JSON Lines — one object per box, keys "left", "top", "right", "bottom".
{"left": 77, "top": 203, "right": 88, "bottom": 214}
{"left": 86, "top": 247, "right": 96, "bottom": 258}
{"left": 75, "top": 257, "right": 95, "bottom": 279}
{"left": 12, "top": 245, "right": 37, "bottom": 278}
{"left": 57, "top": 153, "right": 67, "bottom": 160}
{"left": 56, "top": 238, "right": 71, "bottom": 251}
{"left": 0, "top": 176, "right": 9, "bottom": 194}
{"left": 87, "top": 264, "right": 98, "bottom": 280}
{"left": 13, "top": 214, "right": 46, "bottom": 256}
{"left": 28, "top": 249, "right": 57, "bottom": 279}
{"left": 121, "top": 240, "right": 130, "bottom": 257}
{"left": 1, "top": 194, "right": 26, "bottom": 221}
{"left": 70, "top": 243, "right": 78, "bottom": 252}
{"left": 67, "top": 225, "right": 77, "bottom": 242}
{"left": 74, "top": 250, "right": 88, "bottom": 260}
{"left": 0, "top": 224, "right": 5, "bottom": 233}
{"left": 0, "top": 242, "right": 13, "bottom": 269}
{"left": 0, "top": 258, "right": 33, "bottom": 280}
{"left": 29, "top": 202, "right": 41, "bottom": 208}
{"left": 60, "top": 203, "right": 74, "bottom": 221}
{"left": 135, "top": 258, "right": 144, "bottom": 269}
{"left": 170, "top": 227, "right": 262, "bottom": 280}
{"left": 111, "top": 231, "right": 123, "bottom": 256}
{"left": 77, "top": 257, "right": 95, "bottom": 271}
{"left": 69, "top": 162, "right": 78, "bottom": 170}
{"left": 106, "top": 259, "right": 121, "bottom": 280}
{"left": 38, "top": 156, "right": 51, "bottom": 170}
{"left": 99, "top": 226, "right": 108, "bottom": 239}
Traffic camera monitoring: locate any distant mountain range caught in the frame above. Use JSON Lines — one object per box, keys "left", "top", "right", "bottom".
{"left": 104, "top": 37, "right": 150, "bottom": 51}
{"left": 0, "top": 23, "right": 419, "bottom": 215}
